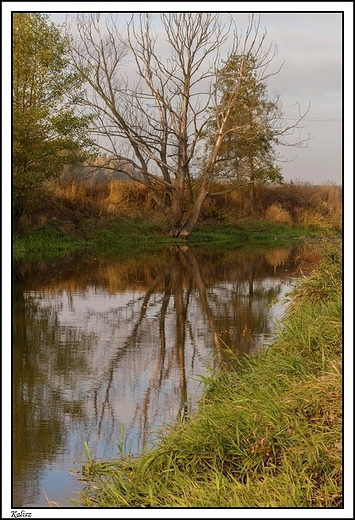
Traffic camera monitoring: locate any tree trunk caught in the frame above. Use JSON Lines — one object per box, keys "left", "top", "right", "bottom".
{"left": 250, "top": 182, "right": 255, "bottom": 215}
{"left": 248, "top": 155, "right": 255, "bottom": 215}
{"left": 176, "top": 186, "right": 209, "bottom": 238}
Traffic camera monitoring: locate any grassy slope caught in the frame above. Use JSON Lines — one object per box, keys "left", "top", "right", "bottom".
{"left": 75, "top": 239, "right": 342, "bottom": 507}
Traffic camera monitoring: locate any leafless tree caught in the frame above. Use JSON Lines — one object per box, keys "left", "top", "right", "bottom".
{"left": 67, "top": 13, "right": 309, "bottom": 237}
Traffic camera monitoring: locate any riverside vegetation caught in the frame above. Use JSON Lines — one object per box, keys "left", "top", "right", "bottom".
{"left": 13, "top": 178, "right": 342, "bottom": 260}
{"left": 13, "top": 178, "right": 342, "bottom": 507}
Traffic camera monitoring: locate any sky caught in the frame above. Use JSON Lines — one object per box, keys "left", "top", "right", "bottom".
{"left": 48, "top": 8, "right": 344, "bottom": 185}
{"left": 4, "top": 2, "right": 350, "bottom": 186}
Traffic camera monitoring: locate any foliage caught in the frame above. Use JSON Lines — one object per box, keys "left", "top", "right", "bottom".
{"left": 12, "top": 13, "right": 95, "bottom": 224}
{"left": 205, "top": 53, "right": 283, "bottom": 187}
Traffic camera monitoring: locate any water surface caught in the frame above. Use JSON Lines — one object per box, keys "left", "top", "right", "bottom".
{"left": 13, "top": 244, "right": 308, "bottom": 507}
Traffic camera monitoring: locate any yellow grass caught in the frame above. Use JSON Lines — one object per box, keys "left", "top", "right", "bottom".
{"left": 16, "top": 177, "right": 342, "bottom": 232}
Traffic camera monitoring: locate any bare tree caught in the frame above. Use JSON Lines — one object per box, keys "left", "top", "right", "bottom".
{"left": 67, "top": 13, "right": 309, "bottom": 237}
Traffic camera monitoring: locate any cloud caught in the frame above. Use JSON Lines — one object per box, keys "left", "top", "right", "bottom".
{"left": 259, "top": 13, "right": 342, "bottom": 99}
{"left": 7, "top": 9, "right": 343, "bottom": 184}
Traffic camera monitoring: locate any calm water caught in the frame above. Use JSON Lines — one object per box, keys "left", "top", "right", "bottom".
{"left": 13, "top": 244, "right": 308, "bottom": 507}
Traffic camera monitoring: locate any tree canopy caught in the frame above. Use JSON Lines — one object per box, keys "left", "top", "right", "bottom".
{"left": 205, "top": 53, "right": 283, "bottom": 186}
{"left": 12, "top": 13, "right": 95, "bottom": 222}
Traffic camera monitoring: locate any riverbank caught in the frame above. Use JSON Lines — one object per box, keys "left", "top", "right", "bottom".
{"left": 74, "top": 238, "right": 342, "bottom": 507}
{"left": 13, "top": 216, "right": 333, "bottom": 261}
{"left": 13, "top": 176, "right": 341, "bottom": 261}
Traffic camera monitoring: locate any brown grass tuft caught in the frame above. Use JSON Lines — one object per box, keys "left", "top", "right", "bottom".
{"left": 264, "top": 203, "right": 292, "bottom": 223}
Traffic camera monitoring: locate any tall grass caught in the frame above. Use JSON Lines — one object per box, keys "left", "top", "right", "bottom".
{"left": 75, "top": 238, "right": 342, "bottom": 507}
{"left": 202, "top": 181, "right": 342, "bottom": 229}
{"left": 15, "top": 178, "right": 341, "bottom": 235}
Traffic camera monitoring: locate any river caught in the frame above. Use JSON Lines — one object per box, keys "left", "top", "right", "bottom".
{"left": 12, "top": 243, "right": 310, "bottom": 507}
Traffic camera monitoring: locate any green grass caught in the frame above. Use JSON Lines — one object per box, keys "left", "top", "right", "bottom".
{"left": 13, "top": 216, "right": 182, "bottom": 261}
{"left": 74, "top": 238, "right": 342, "bottom": 507}
{"left": 13, "top": 217, "right": 329, "bottom": 261}
{"left": 84, "top": 216, "right": 184, "bottom": 256}
{"left": 189, "top": 221, "right": 326, "bottom": 248}
{"left": 13, "top": 225, "right": 88, "bottom": 261}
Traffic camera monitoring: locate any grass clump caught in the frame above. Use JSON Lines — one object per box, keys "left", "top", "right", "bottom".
{"left": 76, "top": 239, "right": 342, "bottom": 507}
{"left": 13, "top": 225, "right": 88, "bottom": 261}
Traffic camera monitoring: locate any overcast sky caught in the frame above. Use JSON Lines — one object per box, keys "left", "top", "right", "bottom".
{"left": 47, "top": 7, "right": 344, "bottom": 185}
{"left": 4, "top": 3, "right": 350, "bottom": 185}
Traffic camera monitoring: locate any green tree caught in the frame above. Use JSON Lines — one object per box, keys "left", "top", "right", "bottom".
{"left": 12, "top": 13, "right": 94, "bottom": 224}
{"left": 205, "top": 53, "right": 283, "bottom": 211}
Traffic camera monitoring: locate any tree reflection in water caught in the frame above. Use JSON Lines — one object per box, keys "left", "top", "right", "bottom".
{"left": 13, "top": 244, "right": 304, "bottom": 506}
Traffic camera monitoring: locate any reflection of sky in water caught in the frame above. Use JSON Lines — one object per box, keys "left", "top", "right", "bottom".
{"left": 17, "top": 266, "right": 299, "bottom": 507}
{"left": 28, "top": 277, "right": 297, "bottom": 440}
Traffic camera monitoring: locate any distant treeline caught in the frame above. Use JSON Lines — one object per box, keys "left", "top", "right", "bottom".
{"left": 62, "top": 157, "right": 144, "bottom": 183}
